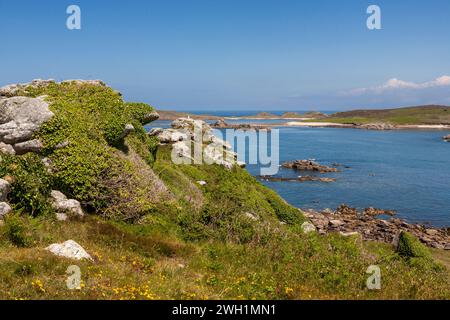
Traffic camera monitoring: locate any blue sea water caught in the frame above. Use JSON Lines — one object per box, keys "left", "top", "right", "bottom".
{"left": 147, "top": 119, "right": 450, "bottom": 227}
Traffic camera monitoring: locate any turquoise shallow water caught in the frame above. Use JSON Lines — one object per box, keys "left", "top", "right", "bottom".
{"left": 148, "top": 120, "right": 450, "bottom": 227}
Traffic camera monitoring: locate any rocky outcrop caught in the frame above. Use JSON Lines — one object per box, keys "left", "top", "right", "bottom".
{"left": 282, "top": 160, "right": 339, "bottom": 173}
{"left": 142, "top": 111, "right": 160, "bottom": 124}
{"left": 258, "top": 175, "right": 336, "bottom": 183}
{"left": 0, "top": 96, "right": 53, "bottom": 155}
{"left": 45, "top": 240, "right": 92, "bottom": 261}
{"left": 152, "top": 118, "right": 240, "bottom": 170}
{"left": 211, "top": 119, "right": 271, "bottom": 131}
{"left": 50, "top": 190, "right": 84, "bottom": 220}
{"left": 303, "top": 205, "right": 449, "bottom": 249}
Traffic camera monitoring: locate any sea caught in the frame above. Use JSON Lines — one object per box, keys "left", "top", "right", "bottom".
{"left": 147, "top": 111, "right": 450, "bottom": 227}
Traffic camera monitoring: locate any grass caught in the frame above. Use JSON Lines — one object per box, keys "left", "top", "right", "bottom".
{"left": 312, "top": 105, "right": 450, "bottom": 125}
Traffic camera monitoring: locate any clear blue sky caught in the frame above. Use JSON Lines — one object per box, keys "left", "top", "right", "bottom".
{"left": 1, "top": 0, "right": 450, "bottom": 111}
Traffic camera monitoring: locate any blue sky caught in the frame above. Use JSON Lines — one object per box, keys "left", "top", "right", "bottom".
{"left": 1, "top": 0, "right": 450, "bottom": 111}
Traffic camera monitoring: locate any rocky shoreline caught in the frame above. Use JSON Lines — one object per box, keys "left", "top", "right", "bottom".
{"left": 211, "top": 119, "right": 271, "bottom": 131}
{"left": 302, "top": 205, "right": 449, "bottom": 250}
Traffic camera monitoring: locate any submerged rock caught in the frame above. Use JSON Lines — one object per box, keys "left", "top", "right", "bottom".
{"left": 45, "top": 240, "right": 92, "bottom": 261}
{"left": 443, "top": 134, "right": 450, "bottom": 142}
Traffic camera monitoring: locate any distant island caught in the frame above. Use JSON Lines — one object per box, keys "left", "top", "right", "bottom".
{"left": 158, "top": 105, "right": 450, "bottom": 131}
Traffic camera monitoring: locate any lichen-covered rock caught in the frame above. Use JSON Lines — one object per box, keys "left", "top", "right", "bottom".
{"left": 0, "top": 179, "right": 11, "bottom": 201}
{"left": 45, "top": 240, "right": 92, "bottom": 261}
{"left": 0, "top": 202, "right": 12, "bottom": 219}
{"left": 50, "top": 190, "right": 84, "bottom": 218}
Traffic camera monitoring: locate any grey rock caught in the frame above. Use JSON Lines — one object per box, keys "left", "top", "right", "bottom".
{"left": 0, "top": 142, "right": 15, "bottom": 155}
{"left": 157, "top": 129, "right": 189, "bottom": 143}
{"left": 0, "top": 202, "right": 12, "bottom": 219}
{"left": 45, "top": 240, "right": 92, "bottom": 261}
{"left": 329, "top": 219, "right": 345, "bottom": 227}
{"left": 0, "top": 97, "right": 53, "bottom": 144}
{"left": 0, "top": 179, "right": 11, "bottom": 201}
{"left": 50, "top": 190, "right": 84, "bottom": 217}
{"left": 13, "top": 139, "right": 44, "bottom": 155}
{"left": 119, "top": 124, "right": 135, "bottom": 140}
{"left": 148, "top": 128, "right": 164, "bottom": 136}
{"left": 55, "top": 140, "right": 70, "bottom": 149}
{"left": 142, "top": 111, "right": 160, "bottom": 124}
{"left": 301, "top": 221, "right": 317, "bottom": 234}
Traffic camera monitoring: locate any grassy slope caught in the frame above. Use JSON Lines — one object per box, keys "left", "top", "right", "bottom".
{"left": 315, "top": 105, "right": 450, "bottom": 125}
{"left": 0, "top": 83, "right": 449, "bottom": 300}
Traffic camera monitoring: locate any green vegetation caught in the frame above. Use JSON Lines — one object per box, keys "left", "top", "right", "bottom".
{"left": 313, "top": 105, "right": 450, "bottom": 125}
{"left": 0, "top": 82, "right": 448, "bottom": 300}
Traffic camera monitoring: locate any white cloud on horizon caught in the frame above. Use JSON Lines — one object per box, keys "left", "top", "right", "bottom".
{"left": 340, "top": 75, "right": 450, "bottom": 96}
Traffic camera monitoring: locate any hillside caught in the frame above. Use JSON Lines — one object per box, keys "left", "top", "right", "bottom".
{"left": 323, "top": 105, "right": 450, "bottom": 125}
{"left": 0, "top": 80, "right": 448, "bottom": 300}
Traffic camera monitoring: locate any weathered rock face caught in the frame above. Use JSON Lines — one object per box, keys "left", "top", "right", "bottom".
{"left": 50, "top": 190, "right": 84, "bottom": 219}
{"left": 282, "top": 160, "right": 339, "bottom": 173}
{"left": 142, "top": 111, "right": 160, "bottom": 124}
{"left": 303, "top": 205, "right": 449, "bottom": 249}
{"left": 153, "top": 118, "right": 240, "bottom": 170}
{"left": 0, "top": 96, "right": 53, "bottom": 155}
{"left": 45, "top": 240, "right": 92, "bottom": 261}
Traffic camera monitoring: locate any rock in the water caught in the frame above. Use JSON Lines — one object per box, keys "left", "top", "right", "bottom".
{"left": 45, "top": 240, "right": 92, "bottom": 261}
{"left": 0, "top": 202, "right": 12, "bottom": 219}
{"left": 282, "top": 160, "right": 339, "bottom": 173}
{"left": 0, "top": 97, "right": 53, "bottom": 145}
{"left": 13, "top": 139, "right": 44, "bottom": 155}
{"left": 301, "top": 221, "right": 317, "bottom": 234}
{"left": 50, "top": 190, "right": 84, "bottom": 217}
{"left": 443, "top": 134, "right": 450, "bottom": 142}
{"left": 0, "top": 179, "right": 11, "bottom": 201}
